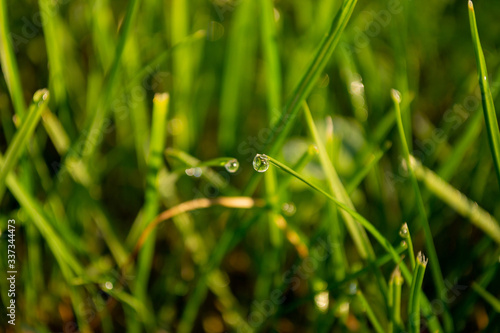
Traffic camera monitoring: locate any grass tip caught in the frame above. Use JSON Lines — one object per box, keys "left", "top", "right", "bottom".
{"left": 153, "top": 92, "right": 170, "bottom": 102}
{"left": 391, "top": 89, "right": 402, "bottom": 104}
{"left": 468, "top": 0, "right": 474, "bottom": 10}
{"left": 399, "top": 223, "right": 409, "bottom": 238}
{"left": 417, "top": 251, "right": 428, "bottom": 266}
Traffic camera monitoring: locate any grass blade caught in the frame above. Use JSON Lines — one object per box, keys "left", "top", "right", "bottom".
{"left": 468, "top": 0, "right": 500, "bottom": 188}
{"left": 0, "top": 89, "right": 49, "bottom": 201}
{"left": 261, "top": 154, "right": 444, "bottom": 332}
{"left": 388, "top": 267, "right": 403, "bottom": 333}
{"left": 0, "top": 0, "right": 26, "bottom": 117}
{"left": 357, "top": 290, "right": 385, "bottom": 333}
{"left": 472, "top": 282, "right": 500, "bottom": 313}
{"left": 259, "top": 0, "right": 282, "bottom": 126}
{"left": 392, "top": 89, "right": 453, "bottom": 331}
{"left": 411, "top": 155, "right": 500, "bottom": 244}
{"left": 132, "top": 93, "right": 170, "bottom": 331}
{"left": 264, "top": 0, "right": 358, "bottom": 158}
{"left": 408, "top": 252, "right": 428, "bottom": 333}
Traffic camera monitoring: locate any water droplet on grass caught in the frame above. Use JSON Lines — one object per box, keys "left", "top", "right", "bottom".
{"left": 253, "top": 154, "right": 269, "bottom": 172}
{"left": 224, "top": 159, "right": 239, "bottom": 173}
{"left": 399, "top": 223, "right": 409, "bottom": 238}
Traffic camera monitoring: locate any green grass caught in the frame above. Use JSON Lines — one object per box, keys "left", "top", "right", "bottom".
{"left": 2, "top": 0, "right": 500, "bottom": 331}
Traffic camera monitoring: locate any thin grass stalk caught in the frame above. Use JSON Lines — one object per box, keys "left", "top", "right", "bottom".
{"left": 0, "top": 89, "right": 49, "bottom": 201}
{"left": 0, "top": 0, "right": 26, "bottom": 117}
{"left": 391, "top": 89, "right": 453, "bottom": 331}
{"left": 132, "top": 93, "right": 169, "bottom": 331}
{"left": 262, "top": 154, "right": 443, "bottom": 332}
{"left": 468, "top": 0, "right": 500, "bottom": 188}
{"left": 259, "top": 0, "right": 282, "bottom": 126}
{"left": 408, "top": 252, "right": 428, "bottom": 333}
{"left": 357, "top": 290, "right": 385, "bottom": 333}
{"left": 388, "top": 267, "right": 403, "bottom": 333}
{"left": 399, "top": 222, "right": 415, "bottom": 270}
{"left": 471, "top": 282, "right": 500, "bottom": 313}
{"left": 411, "top": 155, "right": 500, "bottom": 244}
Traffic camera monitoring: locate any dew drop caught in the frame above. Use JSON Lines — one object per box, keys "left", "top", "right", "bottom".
{"left": 224, "top": 159, "right": 239, "bottom": 173}
{"left": 104, "top": 281, "right": 113, "bottom": 290}
{"left": 253, "top": 154, "right": 269, "bottom": 173}
{"left": 399, "top": 223, "right": 409, "bottom": 238}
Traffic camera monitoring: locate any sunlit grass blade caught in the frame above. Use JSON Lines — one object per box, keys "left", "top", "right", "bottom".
{"left": 408, "top": 252, "right": 428, "bottom": 333}
{"left": 471, "top": 282, "right": 500, "bottom": 313}
{"left": 303, "top": 102, "right": 373, "bottom": 259}
{"left": 0, "top": 0, "right": 26, "bottom": 117}
{"left": 411, "top": 155, "right": 500, "bottom": 244}
{"left": 468, "top": 0, "right": 500, "bottom": 188}
{"left": 391, "top": 89, "right": 453, "bottom": 331}
{"left": 131, "top": 93, "right": 170, "bottom": 331}
{"left": 0, "top": 89, "right": 49, "bottom": 201}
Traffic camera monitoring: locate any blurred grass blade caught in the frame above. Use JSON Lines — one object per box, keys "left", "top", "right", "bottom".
{"left": 303, "top": 102, "right": 373, "bottom": 259}
{"left": 357, "top": 290, "right": 385, "bottom": 333}
{"left": 392, "top": 89, "right": 453, "bottom": 331}
{"left": 81, "top": 0, "right": 141, "bottom": 157}
{"left": 218, "top": 0, "right": 257, "bottom": 152}
{"left": 132, "top": 93, "right": 170, "bottom": 331}
{"left": 408, "top": 252, "right": 428, "bottom": 333}
{"left": 471, "top": 282, "right": 500, "bottom": 313}
{"left": 0, "top": 89, "right": 49, "bottom": 201}
{"left": 468, "top": 0, "right": 500, "bottom": 187}
{"left": 264, "top": 0, "right": 358, "bottom": 157}
{"left": 411, "top": 155, "right": 500, "bottom": 244}
{"left": 259, "top": 0, "right": 282, "bottom": 126}
{"left": 388, "top": 267, "right": 403, "bottom": 333}
{"left": 0, "top": 0, "right": 26, "bottom": 117}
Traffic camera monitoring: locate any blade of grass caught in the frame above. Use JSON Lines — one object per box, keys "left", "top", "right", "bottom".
{"left": 471, "top": 282, "right": 500, "bottom": 313}
{"left": 263, "top": 0, "right": 358, "bottom": 157}
{"left": 357, "top": 290, "right": 385, "bottom": 333}
{"left": 302, "top": 102, "right": 389, "bottom": 313}
{"left": 468, "top": 0, "right": 500, "bottom": 188}
{"left": 218, "top": 0, "right": 257, "bottom": 152}
{"left": 81, "top": 0, "right": 141, "bottom": 158}
{"left": 303, "top": 102, "right": 374, "bottom": 259}
{"left": 0, "top": 0, "right": 26, "bottom": 117}
{"left": 408, "top": 252, "right": 428, "bottom": 333}
{"left": 0, "top": 89, "right": 49, "bottom": 201}
{"left": 131, "top": 93, "right": 170, "bottom": 331}
{"left": 388, "top": 267, "right": 403, "bottom": 333}
{"left": 262, "top": 154, "right": 443, "bottom": 332}
{"left": 411, "top": 155, "right": 500, "bottom": 244}
{"left": 259, "top": 0, "right": 282, "bottom": 126}
{"left": 399, "top": 222, "right": 415, "bottom": 270}
{"left": 392, "top": 89, "right": 453, "bottom": 331}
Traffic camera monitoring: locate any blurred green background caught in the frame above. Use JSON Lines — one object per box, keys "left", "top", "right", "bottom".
{"left": 1, "top": 0, "right": 500, "bottom": 332}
